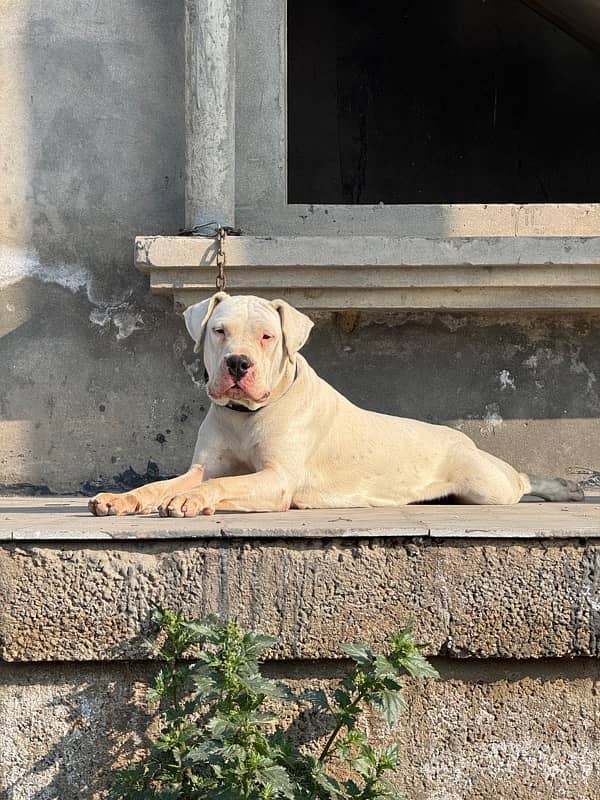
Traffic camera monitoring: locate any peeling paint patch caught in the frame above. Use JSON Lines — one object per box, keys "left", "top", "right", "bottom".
{"left": 480, "top": 403, "right": 504, "bottom": 436}
{"left": 0, "top": 244, "right": 90, "bottom": 292}
{"left": 172, "top": 334, "right": 188, "bottom": 359}
{"left": 183, "top": 358, "right": 206, "bottom": 389}
{"left": 499, "top": 369, "right": 516, "bottom": 390}
{"left": 0, "top": 245, "right": 146, "bottom": 340}
{"left": 524, "top": 348, "right": 564, "bottom": 369}
{"left": 569, "top": 347, "right": 598, "bottom": 398}
{"left": 90, "top": 305, "right": 144, "bottom": 340}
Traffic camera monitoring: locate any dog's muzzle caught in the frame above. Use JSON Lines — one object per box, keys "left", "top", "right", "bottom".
{"left": 225, "top": 354, "right": 253, "bottom": 381}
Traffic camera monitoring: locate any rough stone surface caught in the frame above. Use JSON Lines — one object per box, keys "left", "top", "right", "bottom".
{"left": 1, "top": 538, "right": 599, "bottom": 662}
{"left": 0, "top": 661, "right": 153, "bottom": 800}
{"left": 1, "top": 658, "right": 598, "bottom": 800}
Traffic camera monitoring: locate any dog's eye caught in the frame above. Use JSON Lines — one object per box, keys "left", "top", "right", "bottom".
{"left": 262, "top": 333, "right": 273, "bottom": 341}
{"left": 213, "top": 327, "right": 225, "bottom": 336}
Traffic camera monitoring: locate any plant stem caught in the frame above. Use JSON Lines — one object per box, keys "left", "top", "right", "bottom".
{"left": 318, "top": 688, "right": 367, "bottom": 764}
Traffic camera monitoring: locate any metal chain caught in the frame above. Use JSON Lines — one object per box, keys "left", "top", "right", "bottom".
{"left": 176, "top": 222, "right": 242, "bottom": 291}
{"left": 216, "top": 226, "right": 226, "bottom": 291}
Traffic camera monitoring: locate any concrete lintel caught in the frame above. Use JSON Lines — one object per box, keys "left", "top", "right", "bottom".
{"left": 135, "top": 234, "right": 600, "bottom": 310}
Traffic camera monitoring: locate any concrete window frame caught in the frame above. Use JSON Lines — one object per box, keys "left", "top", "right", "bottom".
{"left": 135, "top": 0, "right": 600, "bottom": 310}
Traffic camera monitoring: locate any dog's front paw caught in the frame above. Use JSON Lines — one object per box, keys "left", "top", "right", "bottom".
{"left": 88, "top": 492, "right": 140, "bottom": 516}
{"left": 158, "top": 492, "right": 215, "bottom": 518}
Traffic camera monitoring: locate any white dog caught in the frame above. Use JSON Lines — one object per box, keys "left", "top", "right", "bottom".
{"left": 89, "top": 293, "right": 583, "bottom": 517}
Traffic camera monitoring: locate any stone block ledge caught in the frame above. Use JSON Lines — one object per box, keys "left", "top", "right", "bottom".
{"left": 1, "top": 496, "right": 600, "bottom": 541}
{"left": 1, "top": 497, "right": 599, "bottom": 663}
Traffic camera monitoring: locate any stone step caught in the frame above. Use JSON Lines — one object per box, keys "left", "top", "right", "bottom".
{"left": 1, "top": 497, "right": 599, "bottom": 662}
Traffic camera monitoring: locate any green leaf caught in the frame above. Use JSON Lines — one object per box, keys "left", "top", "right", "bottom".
{"left": 244, "top": 632, "right": 278, "bottom": 656}
{"left": 313, "top": 768, "right": 343, "bottom": 798}
{"left": 371, "top": 688, "right": 406, "bottom": 727}
{"left": 398, "top": 651, "right": 439, "bottom": 680}
{"left": 237, "top": 668, "right": 285, "bottom": 699}
{"left": 333, "top": 689, "right": 353, "bottom": 708}
{"left": 341, "top": 641, "right": 374, "bottom": 667}
{"left": 193, "top": 669, "right": 219, "bottom": 695}
{"left": 257, "top": 764, "right": 295, "bottom": 798}
{"left": 373, "top": 654, "right": 398, "bottom": 679}
{"left": 376, "top": 777, "right": 408, "bottom": 800}
{"left": 145, "top": 687, "right": 162, "bottom": 703}
{"left": 206, "top": 716, "right": 237, "bottom": 738}
{"left": 352, "top": 755, "right": 374, "bottom": 779}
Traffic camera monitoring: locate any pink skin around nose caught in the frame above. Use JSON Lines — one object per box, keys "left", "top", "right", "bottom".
{"left": 209, "top": 363, "right": 269, "bottom": 403}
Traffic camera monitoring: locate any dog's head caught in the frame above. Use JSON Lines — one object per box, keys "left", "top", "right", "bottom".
{"left": 183, "top": 293, "right": 313, "bottom": 410}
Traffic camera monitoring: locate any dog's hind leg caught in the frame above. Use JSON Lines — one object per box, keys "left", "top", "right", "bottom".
{"left": 450, "top": 448, "right": 533, "bottom": 505}
{"left": 450, "top": 447, "right": 584, "bottom": 504}
{"left": 527, "top": 476, "right": 584, "bottom": 502}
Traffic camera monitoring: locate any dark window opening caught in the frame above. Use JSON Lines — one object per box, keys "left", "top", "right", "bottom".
{"left": 287, "top": 0, "right": 600, "bottom": 205}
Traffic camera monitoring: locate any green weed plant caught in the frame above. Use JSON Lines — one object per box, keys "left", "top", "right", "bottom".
{"left": 110, "top": 609, "right": 438, "bottom": 800}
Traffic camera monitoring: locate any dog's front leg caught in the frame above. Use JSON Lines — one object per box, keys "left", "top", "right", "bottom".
{"left": 158, "top": 468, "right": 292, "bottom": 517}
{"left": 88, "top": 464, "right": 205, "bottom": 516}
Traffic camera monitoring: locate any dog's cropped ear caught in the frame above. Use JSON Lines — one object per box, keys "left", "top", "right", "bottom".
{"left": 183, "top": 292, "right": 228, "bottom": 353}
{"left": 271, "top": 299, "right": 314, "bottom": 359}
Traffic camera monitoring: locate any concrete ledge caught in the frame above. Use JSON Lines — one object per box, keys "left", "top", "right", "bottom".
{"left": 135, "top": 234, "right": 600, "bottom": 310}
{"left": 1, "top": 496, "right": 599, "bottom": 541}
{"left": 1, "top": 498, "right": 599, "bottom": 662}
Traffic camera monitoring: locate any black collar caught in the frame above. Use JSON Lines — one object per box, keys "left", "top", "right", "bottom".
{"left": 225, "top": 400, "right": 259, "bottom": 413}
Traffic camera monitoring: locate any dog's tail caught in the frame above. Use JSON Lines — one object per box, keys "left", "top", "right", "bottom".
{"left": 524, "top": 475, "right": 585, "bottom": 502}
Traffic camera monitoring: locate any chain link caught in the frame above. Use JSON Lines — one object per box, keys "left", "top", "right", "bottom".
{"left": 176, "top": 222, "right": 241, "bottom": 291}
{"left": 216, "top": 226, "right": 226, "bottom": 291}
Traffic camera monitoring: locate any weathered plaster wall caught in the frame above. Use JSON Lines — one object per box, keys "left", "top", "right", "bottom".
{"left": 0, "top": 1, "right": 201, "bottom": 493}
{"left": 1, "top": 2, "right": 599, "bottom": 493}
{"left": 1, "top": 658, "right": 599, "bottom": 800}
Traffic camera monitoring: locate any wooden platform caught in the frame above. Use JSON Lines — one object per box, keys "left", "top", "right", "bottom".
{"left": 1, "top": 495, "right": 599, "bottom": 541}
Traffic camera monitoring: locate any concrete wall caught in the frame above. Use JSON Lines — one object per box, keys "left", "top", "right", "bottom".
{"left": 1, "top": 531, "right": 599, "bottom": 799}
{"left": 1, "top": 2, "right": 599, "bottom": 494}
{"left": 0, "top": 1, "right": 196, "bottom": 493}
{"left": 2, "top": 658, "right": 599, "bottom": 800}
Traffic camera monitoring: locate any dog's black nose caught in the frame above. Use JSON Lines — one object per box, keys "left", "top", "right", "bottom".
{"left": 226, "top": 354, "right": 253, "bottom": 380}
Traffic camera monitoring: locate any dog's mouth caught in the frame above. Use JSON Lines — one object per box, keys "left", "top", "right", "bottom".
{"left": 226, "top": 383, "right": 245, "bottom": 399}
{"left": 208, "top": 379, "right": 270, "bottom": 405}
{"left": 226, "top": 384, "right": 271, "bottom": 403}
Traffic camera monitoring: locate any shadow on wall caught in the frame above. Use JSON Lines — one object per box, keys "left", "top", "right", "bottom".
{"left": 0, "top": 661, "right": 155, "bottom": 800}
{"left": 2, "top": 656, "right": 599, "bottom": 799}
